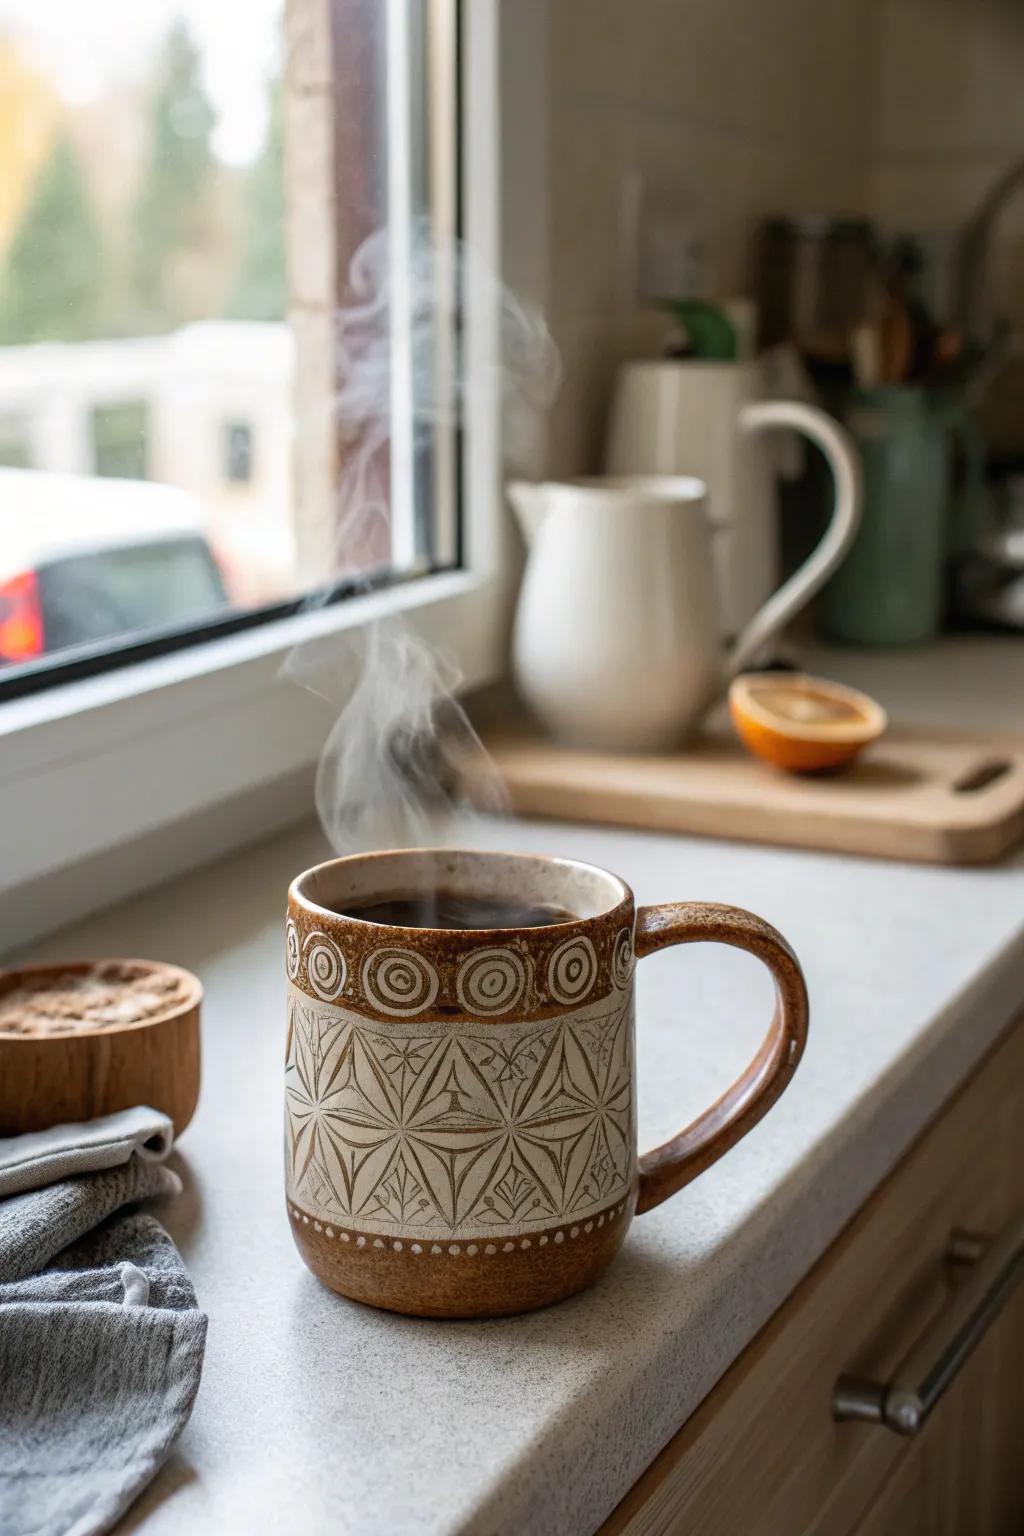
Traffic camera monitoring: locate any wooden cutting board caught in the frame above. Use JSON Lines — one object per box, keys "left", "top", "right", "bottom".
{"left": 473, "top": 724, "right": 1024, "bottom": 865}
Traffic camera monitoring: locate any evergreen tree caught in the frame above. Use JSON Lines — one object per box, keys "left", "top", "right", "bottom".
{"left": 228, "top": 75, "right": 286, "bottom": 320}
{"left": 0, "top": 128, "right": 104, "bottom": 343}
{"left": 129, "top": 19, "right": 217, "bottom": 329}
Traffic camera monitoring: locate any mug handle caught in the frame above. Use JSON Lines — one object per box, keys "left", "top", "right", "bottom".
{"left": 635, "top": 901, "right": 809, "bottom": 1215}
{"left": 725, "top": 400, "right": 863, "bottom": 676}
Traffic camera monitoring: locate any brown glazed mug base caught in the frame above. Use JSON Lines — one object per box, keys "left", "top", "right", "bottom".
{"left": 288, "top": 1191, "right": 635, "bottom": 1319}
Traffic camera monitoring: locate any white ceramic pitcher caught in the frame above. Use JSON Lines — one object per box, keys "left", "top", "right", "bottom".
{"left": 509, "top": 443, "right": 861, "bottom": 752}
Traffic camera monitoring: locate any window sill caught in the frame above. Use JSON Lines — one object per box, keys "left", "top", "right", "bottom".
{"left": 1, "top": 568, "right": 508, "bottom": 949}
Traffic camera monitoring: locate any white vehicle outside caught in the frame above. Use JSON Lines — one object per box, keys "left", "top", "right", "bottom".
{"left": 0, "top": 469, "right": 229, "bottom": 663}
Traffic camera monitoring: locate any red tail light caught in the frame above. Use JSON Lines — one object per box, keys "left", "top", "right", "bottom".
{"left": 0, "top": 570, "right": 44, "bottom": 661}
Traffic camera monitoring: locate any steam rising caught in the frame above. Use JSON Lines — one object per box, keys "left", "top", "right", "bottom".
{"left": 286, "top": 221, "right": 560, "bottom": 855}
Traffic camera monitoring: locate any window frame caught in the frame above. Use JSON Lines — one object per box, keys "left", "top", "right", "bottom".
{"left": 0, "top": 0, "right": 549, "bottom": 951}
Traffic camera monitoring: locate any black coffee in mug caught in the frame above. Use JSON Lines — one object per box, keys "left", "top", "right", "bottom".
{"left": 338, "top": 891, "right": 578, "bottom": 930}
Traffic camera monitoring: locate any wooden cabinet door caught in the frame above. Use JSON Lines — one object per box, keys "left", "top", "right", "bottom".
{"left": 601, "top": 1015, "right": 1024, "bottom": 1536}
{"left": 851, "top": 1294, "right": 1024, "bottom": 1536}
{"left": 851, "top": 1073, "right": 1024, "bottom": 1536}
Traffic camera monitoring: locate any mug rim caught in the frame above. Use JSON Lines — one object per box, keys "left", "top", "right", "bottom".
{"left": 289, "top": 846, "right": 633, "bottom": 935}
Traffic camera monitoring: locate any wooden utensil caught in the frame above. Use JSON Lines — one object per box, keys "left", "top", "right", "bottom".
{"left": 851, "top": 323, "right": 883, "bottom": 390}
{"left": 880, "top": 290, "right": 914, "bottom": 383}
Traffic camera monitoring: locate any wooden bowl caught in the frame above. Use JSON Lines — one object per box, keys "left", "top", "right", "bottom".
{"left": 0, "top": 959, "right": 202, "bottom": 1137}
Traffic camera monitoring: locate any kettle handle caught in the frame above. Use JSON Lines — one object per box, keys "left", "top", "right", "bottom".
{"left": 725, "top": 401, "right": 862, "bottom": 677}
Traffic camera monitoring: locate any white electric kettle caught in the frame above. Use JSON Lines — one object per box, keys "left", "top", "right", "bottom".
{"left": 509, "top": 438, "right": 861, "bottom": 753}
{"left": 606, "top": 358, "right": 852, "bottom": 635}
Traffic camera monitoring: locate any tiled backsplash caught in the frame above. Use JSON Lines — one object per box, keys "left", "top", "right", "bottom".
{"left": 544, "top": 0, "right": 1024, "bottom": 474}
{"left": 865, "top": 0, "right": 1024, "bottom": 326}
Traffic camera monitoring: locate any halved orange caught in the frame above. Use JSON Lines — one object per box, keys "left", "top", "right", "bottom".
{"left": 729, "top": 672, "right": 887, "bottom": 773}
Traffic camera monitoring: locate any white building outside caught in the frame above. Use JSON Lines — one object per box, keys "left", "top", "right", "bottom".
{"left": 0, "top": 321, "right": 296, "bottom": 606}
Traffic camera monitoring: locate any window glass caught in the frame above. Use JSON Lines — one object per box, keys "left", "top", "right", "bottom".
{"left": 92, "top": 404, "right": 149, "bottom": 481}
{"left": 224, "top": 422, "right": 253, "bottom": 485}
{"left": 0, "top": 0, "right": 459, "bottom": 692}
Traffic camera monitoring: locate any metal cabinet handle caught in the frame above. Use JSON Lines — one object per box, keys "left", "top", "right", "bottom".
{"left": 833, "top": 1208, "right": 1024, "bottom": 1436}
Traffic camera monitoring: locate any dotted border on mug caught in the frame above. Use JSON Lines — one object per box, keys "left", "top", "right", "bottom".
{"left": 288, "top": 1201, "right": 629, "bottom": 1255}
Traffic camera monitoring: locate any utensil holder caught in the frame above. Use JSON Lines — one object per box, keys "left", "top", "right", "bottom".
{"left": 822, "top": 385, "right": 948, "bottom": 645}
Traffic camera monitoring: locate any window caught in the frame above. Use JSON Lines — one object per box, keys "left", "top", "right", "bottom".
{"left": 0, "top": 0, "right": 463, "bottom": 698}
{"left": 0, "top": 416, "right": 31, "bottom": 468}
{"left": 0, "top": 0, "right": 518, "bottom": 947}
{"left": 91, "top": 403, "right": 149, "bottom": 481}
{"left": 224, "top": 421, "right": 253, "bottom": 484}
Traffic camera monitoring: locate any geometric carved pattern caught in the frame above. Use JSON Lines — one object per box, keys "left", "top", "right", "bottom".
{"left": 284, "top": 983, "right": 636, "bottom": 1240}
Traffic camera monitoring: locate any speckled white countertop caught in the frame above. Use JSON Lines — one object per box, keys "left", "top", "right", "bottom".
{"left": 17, "top": 640, "right": 1024, "bottom": 1536}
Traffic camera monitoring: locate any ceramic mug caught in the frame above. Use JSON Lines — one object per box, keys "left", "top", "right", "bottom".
{"left": 285, "top": 849, "right": 808, "bottom": 1318}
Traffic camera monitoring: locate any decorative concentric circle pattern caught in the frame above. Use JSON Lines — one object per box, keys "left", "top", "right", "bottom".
{"left": 361, "top": 947, "right": 440, "bottom": 1017}
{"left": 611, "top": 927, "right": 634, "bottom": 989}
{"left": 302, "top": 932, "right": 347, "bottom": 1001}
{"left": 546, "top": 935, "right": 598, "bottom": 1005}
{"left": 285, "top": 919, "right": 301, "bottom": 981}
{"left": 455, "top": 947, "right": 529, "bottom": 1016}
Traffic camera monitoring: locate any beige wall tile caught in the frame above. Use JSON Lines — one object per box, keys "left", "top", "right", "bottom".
{"left": 867, "top": 154, "right": 1024, "bottom": 237}
{"left": 626, "top": 115, "right": 753, "bottom": 297}
{"left": 742, "top": 145, "right": 866, "bottom": 227}
{"left": 861, "top": 0, "right": 1024, "bottom": 330}
{"left": 549, "top": 0, "right": 635, "bottom": 100}
{"left": 542, "top": 0, "right": 878, "bottom": 478}
{"left": 548, "top": 102, "right": 630, "bottom": 322}
{"left": 989, "top": 243, "right": 1024, "bottom": 327}
{"left": 753, "top": 0, "right": 870, "bottom": 153}
{"left": 540, "top": 0, "right": 1023, "bottom": 470}
{"left": 543, "top": 317, "right": 627, "bottom": 476}
{"left": 868, "top": 0, "right": 1024, "bottom": 156}
{"left": 628, "top": 0, "right": 757, "bottom": 130}
{"left": 869, "top": 0, "right": 977, "bottom": 154}
{"left": 616, "top": 306, "right": 676, "bottom": 360}
{"left": 971, "top": 2, "right": 1024, "bottom": 151}
{"left": 867, "top": 153, "right": 1024, "bottom": 325}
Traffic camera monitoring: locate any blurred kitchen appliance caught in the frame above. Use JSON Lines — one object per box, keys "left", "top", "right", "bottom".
{"left": 756, "top": 217, "right": 875, "bottom": 362}
{"left": 948, "top": 154, "right": 1024, "bottom": 629}
{"left": 954, "top": 156, "right": 1024, "bottom": 356}
{"left": 952, "top": 471, "right": 1024, "bottom": 631}
{"left": 605, "top": 359, "right": 855, "bottom": 634}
